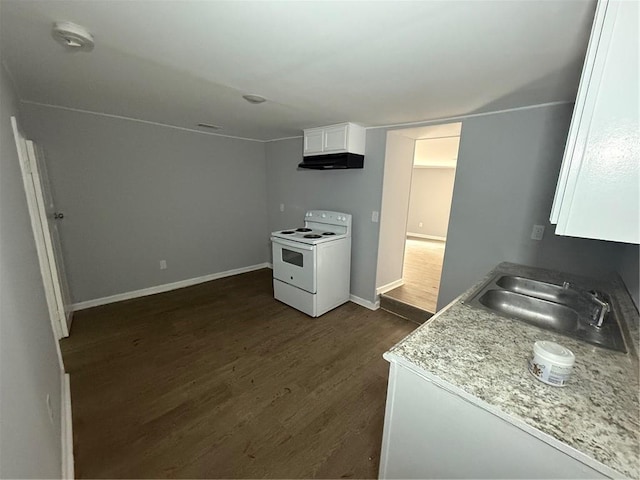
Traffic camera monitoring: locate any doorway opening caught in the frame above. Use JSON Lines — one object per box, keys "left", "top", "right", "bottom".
{"left": 376, "top": 122, "right": 461, "bottom": 317}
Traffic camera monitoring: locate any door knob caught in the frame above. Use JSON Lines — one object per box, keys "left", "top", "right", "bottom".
{"left": 54, "top": 212, "right": 64, "bottom": 220}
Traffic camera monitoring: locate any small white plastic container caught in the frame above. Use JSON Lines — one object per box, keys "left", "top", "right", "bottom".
{"left": 528, "top": 341, "right": 575, "bottom": 387}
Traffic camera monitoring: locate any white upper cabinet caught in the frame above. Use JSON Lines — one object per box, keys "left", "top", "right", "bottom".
{"left": 303, "top": 123, "right": 366, "bottom": 156}
{"left": 550, "top": 0, "right": 639, "bottom": 244}
{"left": 303, "top": 129, "right": 324, "bottom": 155}
{"left": 323, "top": 124, "right": 349, "bottom": 152}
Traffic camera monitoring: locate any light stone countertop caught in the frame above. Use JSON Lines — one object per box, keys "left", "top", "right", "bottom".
{"left": 385, "top": 262, "right": 639, "bottom": 479}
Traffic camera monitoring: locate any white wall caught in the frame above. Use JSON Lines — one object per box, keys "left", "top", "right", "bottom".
{"left": 413, "top": 137, "right": 459, "bottom": 168}
{"left": 406, "top": 168, "right": 456, "bottom": 239}
{"left": 21, "top": 104, "right": 270, "bottom": 304}
{"left": 376, "top": 133, "right": 415, "bottom": 291}
{"left": 0, "top": 64, "right": 63, "bottom": 478}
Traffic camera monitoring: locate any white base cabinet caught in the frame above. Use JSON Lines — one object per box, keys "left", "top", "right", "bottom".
{"left": 379, "top": 361, "right": 608, "bottom": 479}
{"left": 550, "top": 0, "right": 639, "bottom": 244}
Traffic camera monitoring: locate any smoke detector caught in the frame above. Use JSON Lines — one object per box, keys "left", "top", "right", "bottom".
{"left": 52, "top": 22, "right": 94, "bottom": 51}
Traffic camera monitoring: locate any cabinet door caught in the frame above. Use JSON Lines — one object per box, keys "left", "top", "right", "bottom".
{"left": 304, "top": 129, "right": 324, "bottom": 155}
{"left": 550, "top": 0, "right": 639, "bottom": 244}
{"left": 323, "top": 124, "right": 348, "bottom": 152}
{"left": 380, "top": 362, "right": 608, "bottom": 479}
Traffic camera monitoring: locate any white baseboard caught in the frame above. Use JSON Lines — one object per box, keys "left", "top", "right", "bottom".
{"left": 350, "top": 294, "right": 380, "bottom": 311}
{"left": 72, "top": 263, "right": 270, "bottom": 311}
{"left": 376, "top": 279, "right": 405, "bottom": 295}
{"left": 406, "top": 233, "right": 447, "bottom": 242}
{"left": 61, "top": 373, "right": 73, "bottom": 480}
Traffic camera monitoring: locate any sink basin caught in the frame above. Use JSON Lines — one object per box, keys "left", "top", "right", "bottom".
{"left": 495, "top": 276, "right": 582, "bottom": 305}
{"left": 479, "top": 290, "right": 579, "bottom": 332}
{"left": 465, "top": 274, "right": 627, "bottom": 353}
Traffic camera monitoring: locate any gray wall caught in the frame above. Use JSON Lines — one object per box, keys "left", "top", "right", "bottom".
{"left": 21, "top": 104, "right": 269, "bottom": 303}
{"left": 617, "top": 243, "right": 639, "bottom": 309}
{"left": 265, "top": 136, "right": 384, "bottom": 303}
{"left": 17, "top": 100, "right": 637, "bottom": 313}
{"left": 407, "top": 168, "right": 455, "bottom": 238}
{"left": 265, "top": 105, "right": 638, "bottom": 308}
{"left": 438, "top": 103, "right": 639, "bottom": 308}
{"left": 0, "top": 65, "right": 63, "bottom": 478}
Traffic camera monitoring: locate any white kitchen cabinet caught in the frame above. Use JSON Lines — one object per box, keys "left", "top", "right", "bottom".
{"left": 550, "top": 0, "right": 639, "bottom": 244}
{"left": 379, "top": 361, "right": 609, "bottom": 479}
{"left": 303, "top": 122, "right": 365, "bottom": 156}
{"left": 323, "top": 124, "right": 349, "bottom": 152}
{"left": 303, "top": 128, "right": 324, "bottom": 155}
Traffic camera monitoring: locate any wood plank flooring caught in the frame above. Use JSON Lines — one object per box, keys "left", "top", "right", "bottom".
{"left": 60, "top": 269, "right": 415, "bottom": 479}
{"left": 383, "top": 238, "right": 446, "bottom": 313}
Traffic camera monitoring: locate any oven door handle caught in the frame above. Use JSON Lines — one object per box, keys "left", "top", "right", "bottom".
{"left": 270, "top": 237, "right": 315, "bottom": 252}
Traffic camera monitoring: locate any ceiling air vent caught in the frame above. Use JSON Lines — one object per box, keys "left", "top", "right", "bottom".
{"left": 242, "top": 94, "right": 267, "bottom": 104}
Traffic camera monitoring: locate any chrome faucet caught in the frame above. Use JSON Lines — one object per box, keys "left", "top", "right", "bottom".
{"left": 589, "top": 291, "right": 610, "bottom": 328}
{"left": 562, "top": 281, "right": 610, "bottom": 328}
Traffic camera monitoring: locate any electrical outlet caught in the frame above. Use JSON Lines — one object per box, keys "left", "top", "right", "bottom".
{"left": 419, "top": 222, "right": 423, "bottom": 228}
{"left": 159, "top": 260, "right": 167, "bottom": 270}
{"left": 279, "top": 203, "right": 285, "bottom": 212}
{"left": 371, "top": 211, "right": 379, "bottom": 223}
{"left": 531, "top": 224, "right": 545, "bottom": 241}
{"left": 46, "top": 394, "right": 54, "bottom": 425}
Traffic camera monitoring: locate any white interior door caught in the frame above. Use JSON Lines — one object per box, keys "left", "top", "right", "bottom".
{"left": 27, "top": 140, "right": 73, "bottom": 331}
{"left": 11, "top": 117, "right": 72, "bottom": 338}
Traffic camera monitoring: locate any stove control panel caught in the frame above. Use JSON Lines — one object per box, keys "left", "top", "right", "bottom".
{"left": 305, "top": 210, "right": 352, "bottom": 227}
{"left": 305, "top": 210, "right": 351, "bottom": 224}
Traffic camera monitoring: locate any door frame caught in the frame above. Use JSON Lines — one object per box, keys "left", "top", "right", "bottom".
{"left": 11, "top": 116, "right": 71, "bottom": 338}
{"left": 375, "top": 122, "right": 462, "bottom": 306}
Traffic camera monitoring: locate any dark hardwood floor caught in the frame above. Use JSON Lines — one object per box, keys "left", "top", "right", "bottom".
{"left": 60, "top": 269, "right": 415, "bottom": 478}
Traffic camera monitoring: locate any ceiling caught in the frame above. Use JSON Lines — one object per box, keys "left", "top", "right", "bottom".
{"left": 0, "top": 1, "right": 596, "bottom": 141}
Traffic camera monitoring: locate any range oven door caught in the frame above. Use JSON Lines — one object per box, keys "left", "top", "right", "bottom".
{"left": 271, "top": 237, "right": 316, "bottom": 293}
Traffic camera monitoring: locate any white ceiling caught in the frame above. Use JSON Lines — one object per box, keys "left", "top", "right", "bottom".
{"left": 0, "top": 1, "right": 596, "bottom": 141}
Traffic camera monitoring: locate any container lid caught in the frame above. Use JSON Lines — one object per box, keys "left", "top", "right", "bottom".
{"left": 533, "top": 340, "right": 575, "bottom": 366}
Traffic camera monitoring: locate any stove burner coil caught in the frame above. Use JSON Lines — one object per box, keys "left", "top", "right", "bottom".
{"left": 322, "top": 232, "right": 336, "bottom": 236}
{"left": 281, "top": 231, "right": 295, "bottom": 234}
{"left": 304, "top": 234, "right": 322, "bottom": 239}
{"left": 296, "top": 228, "right": 312, "bottom": 232}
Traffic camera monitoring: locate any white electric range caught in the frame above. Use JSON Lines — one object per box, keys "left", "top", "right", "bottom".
{"left": 270, "top": 210, "right": 352, "bottom": 317}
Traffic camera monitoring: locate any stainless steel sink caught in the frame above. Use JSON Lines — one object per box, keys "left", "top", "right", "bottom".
{"left": 465, "top": 274, "right": 627, "bottom": 353}
{"left": 479, "top": 290, "right": 580, "bottom": 331}
{"left": 495, "top": 276, "right": 581, "bottom": 305}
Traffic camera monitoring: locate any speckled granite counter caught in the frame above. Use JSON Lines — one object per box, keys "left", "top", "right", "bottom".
{"left": 384, "top": 262, "right": 639, "bottom": 479}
